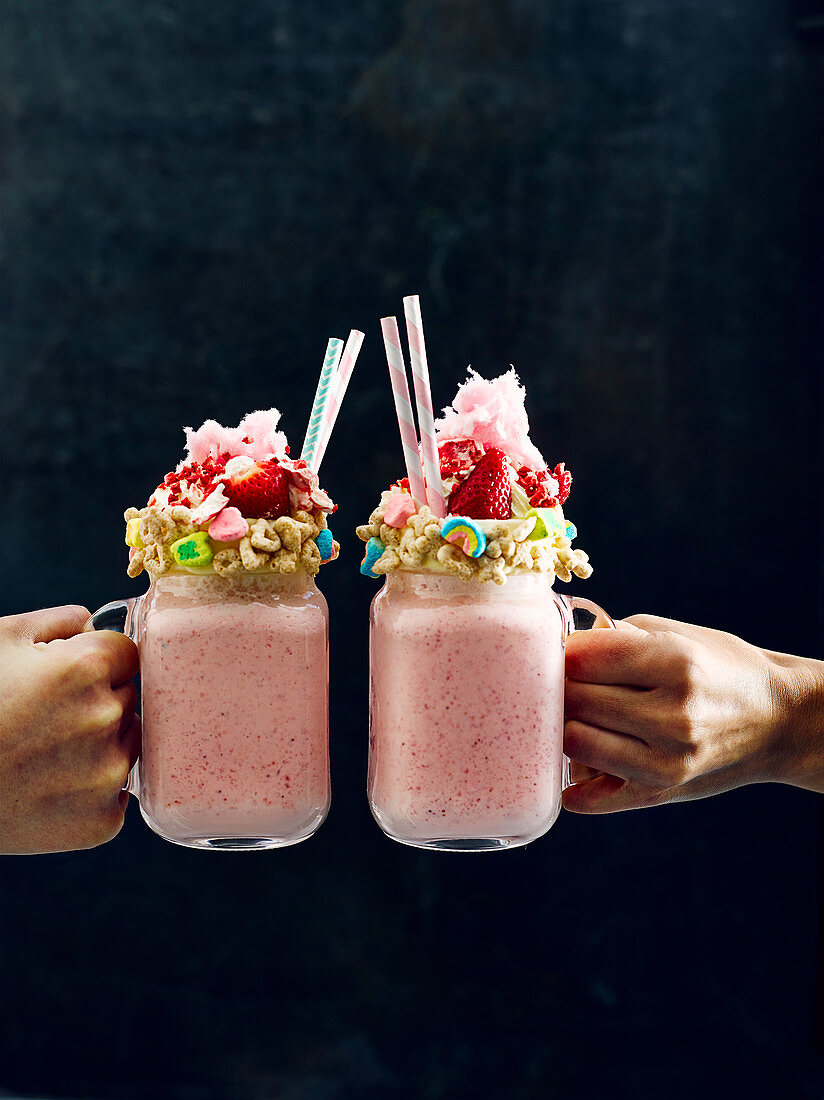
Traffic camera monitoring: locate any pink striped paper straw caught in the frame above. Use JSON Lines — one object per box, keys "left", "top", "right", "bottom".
{"left": 380, "top": 316, "right": 427, "bottom": 507}
{"left": 314, "top": 328, "right": 365, "bottom": 471}
{"left": 403, "top": 295, "right": 446, "bottom": 518}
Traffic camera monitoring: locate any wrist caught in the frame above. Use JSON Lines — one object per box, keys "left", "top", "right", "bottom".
{"left": 767, "top": 650, "right": 824, "bottom": 792}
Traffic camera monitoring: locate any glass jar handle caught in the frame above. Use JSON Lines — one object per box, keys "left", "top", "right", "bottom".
{"left": 84, "top": 598, "right": 141, "bottom": 798}
{"left": 84, "top": 598, "right": 138, "bottom": 637}
{"left": 564, "top": 595, "right": 614, "bottom": 633}
{"left": 555, "top": 593, "right": 615, "bottom": 790}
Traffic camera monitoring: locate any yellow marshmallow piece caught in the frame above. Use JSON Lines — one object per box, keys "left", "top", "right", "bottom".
{"left": 125, "top": 518, "right": 144, "bottom": 548}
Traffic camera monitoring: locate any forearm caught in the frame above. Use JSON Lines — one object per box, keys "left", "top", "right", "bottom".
{"left": 769, "top": 651, "right": 824, "bottom": 793}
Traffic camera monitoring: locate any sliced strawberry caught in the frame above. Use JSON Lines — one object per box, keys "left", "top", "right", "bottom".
{"left": 223, "top": 457, "right": 290, "bottom": 518}
{"left": 447, "top": 447, "right": 512, "bottom": 519}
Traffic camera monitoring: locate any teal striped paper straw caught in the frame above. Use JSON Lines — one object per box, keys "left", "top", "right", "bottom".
{"left": 313, "top": 329, "right": 365, "bottom": 471}
{"left": 301, "top": 337, "right": 344, "bottom": 469}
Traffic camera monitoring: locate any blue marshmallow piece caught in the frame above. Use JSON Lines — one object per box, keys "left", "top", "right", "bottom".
{"left": 360, "top": 536, "right": 385, "bottom": 578}
{"left": 565, "top": 521, "right": 577, "bottom": 540}
{"left": 316, "top": 528, "right": 336, "bottom": 563}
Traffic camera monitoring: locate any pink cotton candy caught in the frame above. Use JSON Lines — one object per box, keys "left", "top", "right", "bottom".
{"left": 434, "top": 369, "right": 545, "bottom": 469}
{"left": 183, "top": 409, "right": 289, "bottom": 465}
{"left": 383, "top": 493, "right": 417, "bottom": 528}
{"left": 208, "top": 507, "right": 250, "bottom": 542}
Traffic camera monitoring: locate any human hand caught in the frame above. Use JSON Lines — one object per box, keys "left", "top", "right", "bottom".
{"left": 563, "top": 614, "right": 824, "bottom": 813}
{"left": 0, "top": 605, "right": 140, "bottom": 853}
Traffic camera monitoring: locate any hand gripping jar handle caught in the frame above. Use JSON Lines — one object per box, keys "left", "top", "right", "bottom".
{"left": 84, "top": 598, "right": 142, "bottom": 797}
{"left": 555, "top": 593, "right": 615, "bottom": 790}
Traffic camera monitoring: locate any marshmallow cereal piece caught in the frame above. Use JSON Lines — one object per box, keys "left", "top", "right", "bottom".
{"left": 511, "top": 516, "right": 537, "bottom": 542}
{"left": 440, "top": 516, "right": 487, "bottom": 558}
{"left": 300, "top": 540, "right": 322, "bottom": 574}
{"left": 373, "top": 547, "right": 400, "bottom": 574}
{"left": 213, "top": 548, "right": 244, "bottom": 576}
{"left": 360, "top": 537, "right": 385, "bottom": 578}
{"left": 239, "top": 537, "right": 269, "bottom": 571}
{"left": 170, "top": 531, "right": 213, "bottom": 568}
{"left": 208, "top": 506, "right": 250, "bottom": 542}
{"left": 526, "top": 506, "right": 567, "bottom": 541}
{"left": 125, "top": 518, "right": 144, "bottom": 548}
{"left": 566, "top": 521, "right": 577, "bottom": 540}
{"left": 249, "top": 519, "right": 282, "bottom": 553}
{"left": 315, "top": 528, "right": 336, "bottom": 564}
{"left": 383, "top": 493, "right": 417, "bottom": 529}
{"left": 272, "top": 515, "right": 309, "bottom": 553}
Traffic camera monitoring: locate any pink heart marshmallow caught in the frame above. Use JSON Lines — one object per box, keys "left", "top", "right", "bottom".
{"left": 208, "top": 507, "right": 250, "bottom": 542}
{"left": 383, "top": 493, "right": 417, "bottom": 529}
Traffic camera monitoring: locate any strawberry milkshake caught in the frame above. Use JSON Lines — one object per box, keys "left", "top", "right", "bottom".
{"left": 122, "top": 409, "right": 338, "bottom": 850}
{"left": 358, "top": 370, "right": 598, "bottom": 850}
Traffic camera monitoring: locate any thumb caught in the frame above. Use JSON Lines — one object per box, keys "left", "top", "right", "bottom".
{"left": 4, "top": 605, "right": 91, "bottom": 645}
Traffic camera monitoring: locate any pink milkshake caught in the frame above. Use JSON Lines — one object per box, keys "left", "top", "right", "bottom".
{"left": 119, "top": 408, "right": 339, "bottom": 849}
{"left": 137, "top": 573, "right": 329, "bottom": 848}
{"left": 369, "top": 572, "right": 566, "bottom": 849}
{"left": 358, "top": 369, "right": 602, "bottom": 851}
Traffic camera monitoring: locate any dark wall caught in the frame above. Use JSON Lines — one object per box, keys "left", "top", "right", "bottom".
{"left": 2, "top": 2, "right": 823, "bottom": 1098}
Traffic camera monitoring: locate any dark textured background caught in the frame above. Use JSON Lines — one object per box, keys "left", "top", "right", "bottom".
{"left": 2, "top": 1, "right": 824, "bottom": 1098}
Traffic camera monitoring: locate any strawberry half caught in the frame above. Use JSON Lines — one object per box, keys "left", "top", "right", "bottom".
{"left": 223, "top": 457, "right": 290, "bottom": 518}
{"left": 447, "top": 447, "right": 512, "bottom": 520}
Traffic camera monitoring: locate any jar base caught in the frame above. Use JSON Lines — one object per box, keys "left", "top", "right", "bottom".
{"left": 138, "top": 805, "right": 329, "bottom": 850}
{"left": 168, "top": 835, "right": 303, "bottom": 851}
{"left": 379, "top": 832, "right": 532, "bottom": 853}
{"left": 369, "top": 801, "right": 559, "bottom": 852}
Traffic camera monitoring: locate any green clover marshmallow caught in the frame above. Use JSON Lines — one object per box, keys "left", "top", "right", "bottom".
{"left": 171, "top": 531, "right": 213, "bottom": 568}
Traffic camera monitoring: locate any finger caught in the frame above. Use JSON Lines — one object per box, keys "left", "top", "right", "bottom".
{"left": 112, "top": 681, "right": 138, "bottom": 729}
{"left": 623, "top": 614, "right": 680, "bottom": 631}
{"left": 115, "top": 715, "right": 141, "bottom": 816}
{"left": 566, "top": 617, "right": 701, "bottom": 690}
{"left": 563, "top": 756, "right": 745, "bottom": 815}
{"left": 64, "top": 787, "right": 129, "bottom": 848}
{"left": 120, "top": 713, "right": 141, "bottom": 771}
{"left": 564, "top": 719, "right": 653, "bottom": 782}
{"left": 565, "top": 620, "right": 662, "bottom": 687}
{"left": 61, "top": 630, "right": 139, "bottom": 686}
{"left": 625, "top": 613, "right": 718, "bottom": 645}
{"left": 99, "top": 715, "right": 140, "bottom": 798}
{"left": 8, "top": 605, "right": 91, "bottom": 645}
{"left": 565, "top": 680, "right": 657, "bottom": 742}
{"left": 562, "top": 773, "right": 666, "bottom": 815}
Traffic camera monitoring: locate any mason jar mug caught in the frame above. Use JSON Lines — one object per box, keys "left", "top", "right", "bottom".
{"left": 368, "top": 571, "right": 612, "bottom": 851}
{"left": 88, "top": 571, "right": 330, "bottom": 851}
